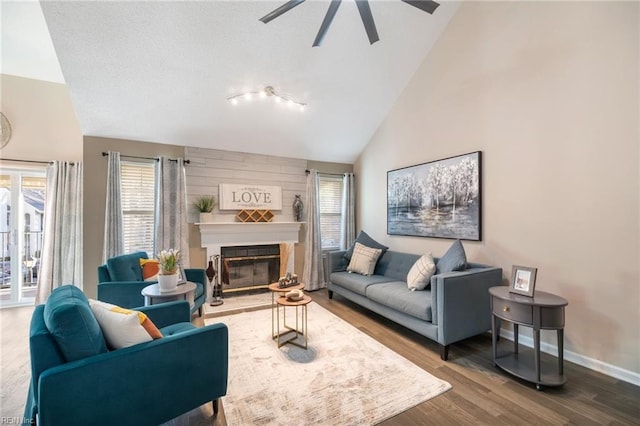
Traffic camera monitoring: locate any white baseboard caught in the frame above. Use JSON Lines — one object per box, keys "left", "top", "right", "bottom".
{"left": 498, "top": 329, "right": 640, "bottom": 386}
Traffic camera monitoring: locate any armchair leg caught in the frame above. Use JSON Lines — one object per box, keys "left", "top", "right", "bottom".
{"left": 198, "top": 306, "right": 203, "bottom": 317}
{"left": 212, "top": 399, "right": 219, "bottom": 416}
{"left": 439, "top": 344, "right": 449, "bottom": 361}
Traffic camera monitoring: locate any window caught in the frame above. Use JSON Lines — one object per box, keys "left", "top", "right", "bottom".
{"left": 318, "top": 175, "right": 343, "bottom": 250}
{"left": 120, "top": 161, "right": 155, "bottom": 255}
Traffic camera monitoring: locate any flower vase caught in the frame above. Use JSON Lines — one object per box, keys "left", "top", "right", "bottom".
{"left": 158, "top": 273, "right": 178, "bottom": 292}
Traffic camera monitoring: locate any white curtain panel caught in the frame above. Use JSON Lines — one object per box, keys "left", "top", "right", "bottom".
{"left": 340, "top": 172, "right": 356, "bottom": 251}
{"left": 302, "top": 169, "right": 325, "bottom": 291}
{"left": 102, "top": 151, "right": 123, "bottom": 262}
{"left": 36, "top": 161, "right": 83, "bottom": 304}
{"left": 154, "top": 157, "right": 190, "bottom": 267}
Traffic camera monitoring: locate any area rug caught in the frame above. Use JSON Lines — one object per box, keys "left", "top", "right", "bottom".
{"left": 205, "top": 302, "right": 451, "bottom": 425}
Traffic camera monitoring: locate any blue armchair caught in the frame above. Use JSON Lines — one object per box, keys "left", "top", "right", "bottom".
{"left": 24, "top": 285, "right": 228, "bottom": 426}
{"left": 97, "top": 251, "right": 207, "bottom": 316}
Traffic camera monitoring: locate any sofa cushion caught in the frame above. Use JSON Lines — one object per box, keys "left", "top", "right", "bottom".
{"left": 366, "top": 282, "right": 433, "bottom": 322}
{"left": 347, "top": 242, "right": 383, "bottom": 276}
{"left": 407, "top": 253, "right": 436, "bottom": 291}
{"left": 436, "top": 240, "right": 467, "bottom": 274}
{"left": 44, "top": 285, "right": 108, "bottom": 362}
{"left": 345, "top": 231, "right": 388, "bottom": 260}
{"left": 106, "top": 251, "right": 148, "bottom": 281}
{"left": 330, "top": 271, "right": 395, "bottom": 296}
{"left": 374, "top": 251, "right": 421, "bottom": 281}
{"left": 89, "top": 299, "right": 163, "bottom": 349}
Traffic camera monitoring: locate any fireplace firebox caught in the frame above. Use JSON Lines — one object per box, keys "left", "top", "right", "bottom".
{"left": 221, "top": 244, "right": 280, "bottom": 292}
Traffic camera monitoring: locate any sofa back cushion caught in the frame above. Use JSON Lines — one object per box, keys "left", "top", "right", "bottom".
{"left": 374, "top": 251, "right": 421, "bottom": 281}
{"left": 44, "top": 285, "right": 108, "bottom": 362}
{"left": 106, "top": 251, "right": 148, "bottom": 281}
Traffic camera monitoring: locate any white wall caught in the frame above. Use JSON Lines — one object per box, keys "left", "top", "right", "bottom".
{"left": 356, "top": 1, "right": 639, "bottom": 378}
{"left": 0, "top": 74, "right": 82, "bottom": 162}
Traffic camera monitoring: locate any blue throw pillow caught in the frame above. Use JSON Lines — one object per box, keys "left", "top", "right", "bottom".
{"left": 44, "top": 285, "right": 108, "bottom": 362}
{"left": 436, "top": 240, "right": 467, "bottom": 274}
{"left": 344, "top": 231, "right": 389, "bottom": 260}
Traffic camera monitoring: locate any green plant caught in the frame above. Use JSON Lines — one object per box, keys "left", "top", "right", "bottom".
{"left": 193, "top": 196, "right": 216, "bottom": 213}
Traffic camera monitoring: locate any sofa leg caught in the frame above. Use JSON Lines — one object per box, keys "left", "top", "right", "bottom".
{"left": 328, "top": 290, "right": 333, "bottom": 299}
{"left": 440, "top": 344, "right": 449, "bottom": 361}
{"left": 212, "top": 399, "right": 219, "bottom": 415}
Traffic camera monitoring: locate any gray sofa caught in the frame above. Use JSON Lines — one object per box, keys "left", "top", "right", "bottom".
{"left": 327, "top": 250, "right": 502, "bottom": 360}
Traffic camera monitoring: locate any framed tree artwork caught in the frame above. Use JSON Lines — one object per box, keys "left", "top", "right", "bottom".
{"left": 387, "top": 151, "right": 482, "bottom": 240}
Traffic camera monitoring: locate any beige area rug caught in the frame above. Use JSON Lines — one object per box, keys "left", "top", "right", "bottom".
{"left": 203, "top": 291, "right": 272, "bottom": 317}
{"left": 205, "top": 302, "right": 451, "bottom": 425}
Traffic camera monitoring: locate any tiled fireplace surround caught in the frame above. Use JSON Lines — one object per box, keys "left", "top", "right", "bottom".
{"left": 198, "top": 222, "right": 303, "bottom": 291}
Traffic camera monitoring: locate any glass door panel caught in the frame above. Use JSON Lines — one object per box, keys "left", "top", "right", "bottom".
{"left": 0, "top": 169, "right": 45, "bottom": 306}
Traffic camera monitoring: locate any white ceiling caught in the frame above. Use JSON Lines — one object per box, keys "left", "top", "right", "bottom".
{"left": 8, "top": 1, "right": 460, "bottom": 163}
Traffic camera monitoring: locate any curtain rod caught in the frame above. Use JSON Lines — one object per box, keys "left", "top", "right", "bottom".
{"left": 1, "top": 158, "right": 51, "bottom": 165}
{"left": 305, "top": 169, "right": 345, "bottom": 177}
{"left": 101, "top": 152, "right": 190, "bottom": 164}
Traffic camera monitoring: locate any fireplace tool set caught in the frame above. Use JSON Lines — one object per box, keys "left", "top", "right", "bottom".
{"left": 206, "top": 254, "right": 224, "bottom": 306}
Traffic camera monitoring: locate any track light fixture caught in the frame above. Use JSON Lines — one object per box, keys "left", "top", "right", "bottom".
{"left": 227, "top": 86, "right": 306, "bottom": 111}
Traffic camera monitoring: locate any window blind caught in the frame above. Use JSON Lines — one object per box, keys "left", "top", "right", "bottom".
{"left": 120, "top": 161, "right": 155, "bottom": 255}
{"left": 318, "top": 175, "right": 343, "bottom": 250}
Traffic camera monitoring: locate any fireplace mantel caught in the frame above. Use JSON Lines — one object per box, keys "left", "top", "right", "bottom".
{"left": 197, "top": 222, "right": 303, "bottom": 247}
{"left": 198, "top": 222, "right": 304, "bottom": 277}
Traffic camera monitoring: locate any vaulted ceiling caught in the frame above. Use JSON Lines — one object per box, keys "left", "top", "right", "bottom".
{"left": 7, "top": 1, "right": 460, "bottom": 163}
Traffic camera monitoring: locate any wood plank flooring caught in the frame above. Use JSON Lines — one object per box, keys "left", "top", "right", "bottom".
{"left": 2, "top": 289, "right": 638, "bottom": 425}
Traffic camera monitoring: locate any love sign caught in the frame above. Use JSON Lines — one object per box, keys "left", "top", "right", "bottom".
{"left": 219, "top": 184, "right": 283, "bottom": 211}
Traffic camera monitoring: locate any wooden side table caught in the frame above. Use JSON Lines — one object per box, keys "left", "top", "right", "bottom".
{"left": 142, "top": 282, "right": 196, "bottom": 309}
{"left": 268, "top": 282, "right": 304, "bottom": 340}
{"left": 276, "top": 295, "right": 312, "bottom": 350}
{"left": 489, "top": 286, "right": 568, "bottom": 390}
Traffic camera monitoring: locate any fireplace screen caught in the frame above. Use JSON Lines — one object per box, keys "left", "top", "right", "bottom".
{"left": 221, "top": 244, "right": 281, "bottom": 291}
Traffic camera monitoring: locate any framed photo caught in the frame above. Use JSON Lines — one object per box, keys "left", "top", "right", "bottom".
{"left": 178, "top": 263, "right": 187, "bottom": 285}
{"left": 509, "top": 265, "right": 537, "bottom": 297}
{"left": 387, "top": 151, "right": 481, "bottom": 240}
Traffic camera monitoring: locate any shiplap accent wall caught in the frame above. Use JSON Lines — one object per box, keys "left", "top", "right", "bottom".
{"left": 185, "top": 147, "right": 307, "bottom": 223}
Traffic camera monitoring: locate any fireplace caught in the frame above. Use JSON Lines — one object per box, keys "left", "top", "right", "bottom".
{"left": 197, "top": 222, "right": 303, "bottom": 300}
{"left": 221, "top": 244, "right": 280, "bottom": 291}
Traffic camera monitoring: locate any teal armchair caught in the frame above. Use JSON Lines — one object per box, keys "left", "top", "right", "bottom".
{"left": 97, "top": 251, "right": 207, "bottom": 316}
{"left": 24, "top": 285, "right": 228, "bottom": 426}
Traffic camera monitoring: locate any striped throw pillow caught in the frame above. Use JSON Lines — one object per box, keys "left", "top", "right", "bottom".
{"left": 407, "top": 253, "right": 436, "bottom": 291}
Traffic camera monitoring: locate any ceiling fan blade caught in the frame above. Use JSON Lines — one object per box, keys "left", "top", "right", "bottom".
{"left": 355, "top": 0, "right": 379, "bottom": 45}
{"left": 401, "top": 0, "right": 440, "bottom": 15}
{"left": 312, "top": 0, "right": 342, "bottom": 47}
{"left": 259, "top": 0, "right": 306, "bottom": 24}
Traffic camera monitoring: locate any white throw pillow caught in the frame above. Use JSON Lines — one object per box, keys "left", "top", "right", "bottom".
{"left": 407, "top": 253, "right": 436, "bottom": 291}
{"left": 347, "top": 242, "right": 383, "bottom": 276}
{"left": 89, "top": 299, "right": 163, "bottom": 349}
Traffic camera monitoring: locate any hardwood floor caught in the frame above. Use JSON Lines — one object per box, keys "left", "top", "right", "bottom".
{"left": 3, "top": 290, "right": 638, "bottom": 425}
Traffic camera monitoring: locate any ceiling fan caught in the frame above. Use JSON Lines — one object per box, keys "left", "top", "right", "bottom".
{"left": 259, "top": 0, "right": 440, "bottom": 47}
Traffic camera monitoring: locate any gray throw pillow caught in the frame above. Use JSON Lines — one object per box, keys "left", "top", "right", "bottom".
{"left": 436, "top": 240, "right": 467, "bottom": 274}
{"left": 344, "top": 231, "right": 389, "bottom": 260}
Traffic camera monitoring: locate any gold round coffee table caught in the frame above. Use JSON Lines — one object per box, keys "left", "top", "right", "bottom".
{"left": 276, "top": 294, "right": 312, "bottom": 349}
{"left": 268, "top": 282, "right": 304, "bottom": 340}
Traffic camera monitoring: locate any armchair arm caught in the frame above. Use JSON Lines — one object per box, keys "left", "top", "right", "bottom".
{"left": 137, "top": 301, "right": 190, "bottom": 328}
{"left": 37, "top": 323, "right": 228, "bottom": 426}
{"left": 328, "top": 250, "right": 348, "bottom": 274}
{"left": 97, "top": 281, "right": 148, "bottom": 309}
{"left": 431, "top": 267, "right": 502, "bottom": 345}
